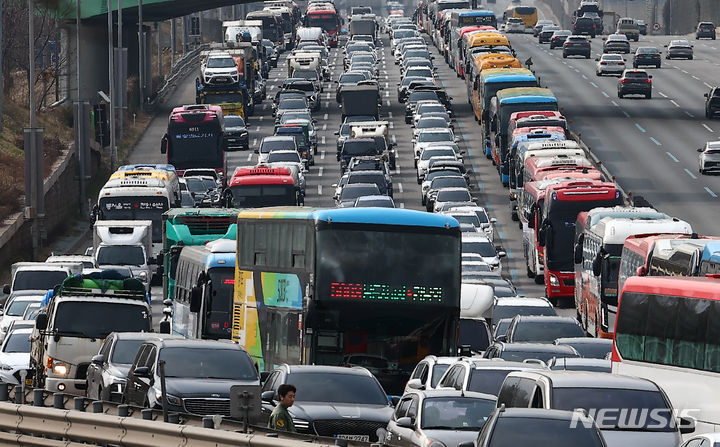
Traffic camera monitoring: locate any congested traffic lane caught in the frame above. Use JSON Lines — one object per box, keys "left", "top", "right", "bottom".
{"left": 505, "top": 29, "right": 720, "bottom": 236}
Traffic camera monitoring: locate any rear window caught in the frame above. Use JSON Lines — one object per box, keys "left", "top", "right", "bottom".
{"left": 467, "top": 369, "right": 512, "bottom": 395}
{"left": 636, "top": 47, "right": 658, "bottom": 54}
{"left": 625, "top": 71, "right": 648, "bottom": 78}
{"left": 488, "top": 417, "right": 604, "bottom": 447}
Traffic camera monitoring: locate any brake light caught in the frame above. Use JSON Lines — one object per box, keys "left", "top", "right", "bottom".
{"left": 646, "top": 79, "right": 652, "bottom": 83}
{"left": 600, "top": 62, "right": 607, "bottom": 65}
{"left": 621, "top": 79, "right": 627, "bottom": 83}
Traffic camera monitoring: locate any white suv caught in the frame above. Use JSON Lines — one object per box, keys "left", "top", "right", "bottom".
{"left": 201, "top": 52, "right": 239, "bottom": 86}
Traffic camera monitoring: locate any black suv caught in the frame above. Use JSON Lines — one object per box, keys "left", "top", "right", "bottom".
{"left": 697, "top": 22, "right": 716, "bottom": 40}
{"left": 572, "top": 17, "right": 596, "bottom": 37}
{"left": 563, "top": 36, "right": 591, "bottom": 58}
{"left": 633, "top": 47, "right": 661, "bottom": 68}
{"left": 705, "top": 87, "right": 720, "bottom": 119}
{"left": 260, "top": 365, "right": 394, "bottom": 441}
{"left": 618, "top": 69, "right": 652, "bottom": 99}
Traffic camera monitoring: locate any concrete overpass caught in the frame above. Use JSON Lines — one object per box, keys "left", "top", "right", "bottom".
{"left": 57, "top": 0, "right": 251, "bottom": 22}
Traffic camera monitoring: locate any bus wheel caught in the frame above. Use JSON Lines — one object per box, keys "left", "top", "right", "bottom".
{"left": 534, "top": 274, "right": 544, "bottom": 285}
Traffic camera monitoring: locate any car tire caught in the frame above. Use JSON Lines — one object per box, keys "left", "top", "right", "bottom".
{"left": 646, "top": 92, "right": 652, "bottom": 99}
{"left": 585, "top": 54, "right": 590, "bottom": 59}
{"left": 700, "top": 168, "right": 706, "bottom": 175}
{"left": 618, "top": 92, "right": 623, "bottom": 98}
{"left": 657, "top": 63, "right": 661, "bottom": 68}
{"left": 511, "top": 211, "right": 518, "bottom": 222}
{"left": 534, "top": 274, "right": 544, "bottom": 285}
{"left": 596, "top": 70, "right": 601, "bottom": 76}
{"left": 562, "top": 53, "right": 567, "bottom": 58}
{"left": 689, "top": 55, "right": 694, "bottom": 60}
{"left": 633, "top": 63, "right": 638, "bottom": 68}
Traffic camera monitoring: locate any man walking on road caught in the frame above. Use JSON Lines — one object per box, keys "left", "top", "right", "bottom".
{"left": 268, "top": 384, "right": 296, "bottom": 432}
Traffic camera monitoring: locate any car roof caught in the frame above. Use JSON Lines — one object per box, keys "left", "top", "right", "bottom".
{"left": 495, "top": 297, "right": 551, "bottom": 307}
{"left": 497, "top": 342, "right": 579, "bottom": 353}
{"left": 512, "top": 315, "right": 578, "bottom": 323}
{"left": 113, "top": 332, "right": 183, "bottom": 341}
{"left": 263, "top": 135, "right": 295, "bottom": 142}
{"left": 497, "top": 408, "right": 593, "bottom": 422}
{"left": 549, "top": 357, "right": 611, "bottom": 368}
{"left": 554, "top": 337, "right": 611, "bottom": 345}
{"left": 411, "top": 389, "right": 498, "bottom": 400}
{"left": 150, "top": 338, "right": 244, "bottom": 349}
{"left": 469, "top": 358, "right": 547, "bottom": 370}
{"left": 515, "top": 370, "right": 659, "bottom": 390}
{"left": 286, "top": 364, "right": 374, "bottom": 376}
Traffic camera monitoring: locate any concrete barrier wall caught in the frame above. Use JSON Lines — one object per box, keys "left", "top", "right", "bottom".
{"left": 664, "top": 0, "right": 720, "bottom": 34}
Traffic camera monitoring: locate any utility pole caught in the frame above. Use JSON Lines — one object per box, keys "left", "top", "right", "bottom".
{"left": 117, "top": 0, "right": 123, "bottom": 138}
{"left": 138, "top": 0, "right": 144, "bottom": 109}
{"left": 171, "top": 18, "right": 176, "bottom": 66}
{"left": 0, "top": 0, "right": 4, "bottom": 133}
{"left": 107, "top": 0, "right": 117, "bottom": 171}
{"left": 75, "top": 0, "right": 88, "bottom": 214}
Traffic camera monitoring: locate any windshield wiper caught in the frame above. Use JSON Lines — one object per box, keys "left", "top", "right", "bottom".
{"left": 422, "top": 425, "right": 472, "bottom": 430}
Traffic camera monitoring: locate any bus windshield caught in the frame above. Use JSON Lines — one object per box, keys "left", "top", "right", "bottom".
{"left": 307, "top": 15, "right": 338, "bottom": 32}
{"left": 98, "top": 196, "right": 168, "bottom": 242}
{"left": 499, "top": 103, "right": 558, "bottom": 135}
{"left": 167, "top": 120, "right": 223, "bottom": 170}
{"left": 483, "top": 81, "right": 538, "bottom": 109}
{"left": 228, "top": 184, "right": 297, "bottom": 207}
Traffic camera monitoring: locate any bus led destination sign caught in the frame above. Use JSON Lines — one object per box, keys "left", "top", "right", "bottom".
{"left": 329, "top": 282, "right": 444, "bottom": 303}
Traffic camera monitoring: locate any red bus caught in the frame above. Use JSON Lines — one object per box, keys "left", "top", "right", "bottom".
{"left": 538, "top": 180, "right": 623, "bottom": 301}
{"left": 522, "top": 154, "right": 595, "bottom": 187}
{"left": 612, "top": 276, "right": 720, "bottom": 434}
{"left": 305, "top": 9, "right": 341, "bottom": 46}
{"left": 224, "top": 166, "right": 300, "bottom": 207}
{"left": 161, "top": 104, "right": 227, "bottom": 184}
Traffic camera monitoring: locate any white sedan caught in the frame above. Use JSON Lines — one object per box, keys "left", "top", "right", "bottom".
{"left": 413, "top": 129, "right": 458, "bottom": 162}
{"left": 596, "top": 53, "right": 627, "bottom": 76}
{"left": 0, "top": 327, "right": 32, "bottom": 386}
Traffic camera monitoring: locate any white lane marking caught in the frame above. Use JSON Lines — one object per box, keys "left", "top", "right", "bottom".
{"left": 321, "top": 136, "right": 326, "bottom": 144}
{"left": 258, "top": 116, "right": 264, "bottom": 121}
{"left": 398, "top": 202, "right": 405, "bottom": 208}
{"left": 323, "top": 113, "right": 329, "bottom": 120}
{"left": 324, "top": 102, "right": 329, "bottom": 108}
{"left": 321, "top": 151, "right": 326, "bottom": 160}
{"left": 650, "top": 137, "right": 662, "bottom": 146}
{"left": 262, "top": 103, "right": 268, "bottom": 110}
{"left": 590, "top": 82, "right": 598, "bottom": 88}
{"left": 692, "top": 75, "right": 700, "bottom": 80}
{"left": 385, "top": 82, "right": 389, "bottom": 88}
{"left": 386, "top": 100, "right": 391, "bottom": 106}
{"left": 681, "top": 69, "right": 688, "bottom": 74}
{"left": 685, "top": 168, "right": 698, "bottom": 179}
{"left": 581, "top": 74, "right": 587, "bottom": 80}
{"left": 322, "top": 123, "right": 327, "bottom": 130}
{"left": 318, "top": 167, "right": 324, "bottom": 177}
{"left": 252, "top": 138, "right": 258, "bottom": 147}
{"left": 391, "top": 135, "right": 396, "bottom": 144}
{"left": 611, "top": 101, "right": 619, "bottom": 107}
{"left": 635, "top": 124, "right": 646, "bottom": 133}
{"left": 622, "top": 110, "right": 630, "bottom": 118}
{"left": 702, "top": 123, "right": 715, "bottom": 133}
{"left": 395, "top": 164, "right": 401, "bottom": 175}
{"left": 705, "top": 82, "right": 713, "bottom": 89}
{"left": 385, "top": 90, "right": 389, "bottom": 97}
{"left": 389, "top": 122, "right": 394, "bottom": 129}
{"left": 658, "top": 92, "right": 667, "bottom": 98}
{"left": 398, "top": 183, "right": 404, "bottom": 193}
{"left": 670, "top": 100, "right": 680, "bottom": 107}
{"left": 255, "top": 126, "right": 260, "bottom": 132}
{"left": 388, "top": 111, "right": 393, "bottom": 118}
{"left": 705, "top": 187, "right": 718, "bottom": 198}
{"left": 601, "top": 91, "right": 609, "bottom": 98}
{"left": 666, "top": 152, "right": 679, "bottom": 162}
{"left": 318, "top": 185, "right": 322, "bottom": 195}
{"left": 247, "top": 153, "right": 253, "bottom": 161}
{"left": 686, "top": 111, "right": 695, "bottom": 118}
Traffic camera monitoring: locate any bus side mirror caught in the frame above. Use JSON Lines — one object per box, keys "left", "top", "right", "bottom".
{"left": 537, "top": 223, "right": 547, "bottom": 246}
{"left": 574, "top": 242, "right": 583, "bottom": 264}
{"left": 36, "top": 313, "right": 48, "bottom": 330}
{"left": 592, "top": 253, "right": 603, "bottom": 276}
{"left": 636, "top": 266, "right": 647, "bottom": 276}
{"left": 190, "top": 286, "right": 202, "bottom": 313}
{"left": 160, "top": 135, "right": 168, "bottom": 154}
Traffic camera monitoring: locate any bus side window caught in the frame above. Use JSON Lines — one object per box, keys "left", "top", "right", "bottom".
{"left": 292, "top": 224, "right": 307, "bottom": 268}
{"left": 254, "top": 223, "right": 267, "bottom": 266}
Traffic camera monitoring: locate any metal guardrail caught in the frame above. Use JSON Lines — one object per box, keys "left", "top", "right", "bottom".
{"left": 0, "top": 384, "right": 373, "bottom": 447}
{"left": 568, "top": 130, "right": 631, "bottom": 204}
{"left": 149, "top": 44, "right": 209, "bottom": 109}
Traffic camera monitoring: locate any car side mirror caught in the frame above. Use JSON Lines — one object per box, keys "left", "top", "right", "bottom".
{"left": 406, "top": 378, "right": 425, "bottom": 390}
{"left": 396, "top": 417, "right": 415, "bottom": 429}
{"left": 254, "top": 149, "right": 259, "bottom": 154}
{"left": 490, "top": 218, "right": 497, "bottom": 224}
{"left": 678, "top": 416, "right": 696, "bottom": 434}
{"left": 663, "top": 44, "right": 668, "bottom": 47}
{"left": 2, "top": 284, "right": 9, "bottom": 295}
{"left": 36, "top": 313, "right": 48, "bottom": 330}
{"left": 705, "top": 93, "right": 709, "bottom": 98}
{"left": 91, "top": 354, "right": 105, "bottom": 365}
{"left": 334, "top": 131, "right": 339, "bottom": 135}
{"left": 498, "top": 251, "right": 507, "bottom": 258}
{"left": 595, "top": 58, "right": 599, "bottom": 61}
{"left": 133, "top": 366, "right": 151, "bottom": 378}
{"left": 495, "top": 334, "right": 507, "bottom": 343}
{"left": 698, "top": 148, "right": 704, "bottom": 152}
{"left": 160, "top": 135, "right": 168, "bottom": 154}
{"left": 262, "top": 390, "right": 276, "bottom": 403}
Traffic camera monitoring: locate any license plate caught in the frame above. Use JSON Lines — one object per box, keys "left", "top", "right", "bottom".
{"left": 216, "top": 77, "right": 227, "bottom": 82}
{"left": 335, "top": 435, "right": 370, "bottom": 442}
{"left": 25, "top": 378, "right": 32, "bottom": 386}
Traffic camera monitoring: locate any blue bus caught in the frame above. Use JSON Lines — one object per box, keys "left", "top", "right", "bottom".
{"left": 172, "top": 238, "right": 236, "bottom": 340}
{"left": 232, "top": 207, "right": 461, "bottom": 394}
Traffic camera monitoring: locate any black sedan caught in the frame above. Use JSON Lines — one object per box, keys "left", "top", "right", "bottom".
{"left": 705, "top": 87, "right": 720, "bottom": 119}
{"left": 603, "top": 34, "right": 631, "bottom": 54}
{"left": 633, "top": 47, "right": 661, "bottom": 68}
{"left": 260, "top": 365, "right": 395, "bottom": 442}
{"left": 224, "top": 115, "right": 249, "bottom": 150}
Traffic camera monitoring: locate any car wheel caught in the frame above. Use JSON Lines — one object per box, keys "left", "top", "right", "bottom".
{"left": 700, "top": 168, "right": 706, "bottom": 175}
{"left": 618, "top": 92, "right": 623, "bottom": 98}
{"left": 633, "top": 63, "right": 638, "bottom": 68}
{"left": 585, "top": 54, "right": 590, "bottom": 59}
{"left": 657, "top": 63, "right": 661, "bottom": 68}
{"left": 526, "top": 259, "right": 534, "bottom": 278}
{"left": 646, "top": 92, "right": 652, "bottom": 99}
{"left": 562, "top": 53, "right": 567, "bottom": 58}
{"left": 596, "top": 70, "right": 601, "bottom": 76}
{"left": 511, "top": 211, "right": 518, "bottom": 222}
{"left": 534, "top": 274, "right": 544, "bottom": 285}
{"left": 689, "top": 55, "right": 694, "bottom": 60}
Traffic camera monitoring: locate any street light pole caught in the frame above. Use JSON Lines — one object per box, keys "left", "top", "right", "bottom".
{"left": 107, "top": 0, "right": 117, "bottom": 170}
{"left": 117, "top": 0, "right": 123, "bottom": 138}
{"left": 0, "top": 0, "right": 4, "bottom": 132}
{"left": 138, "top": 0, "right": 144, "bottom": 109}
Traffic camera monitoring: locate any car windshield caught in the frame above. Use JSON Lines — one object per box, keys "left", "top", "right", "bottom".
{"left": 452, "top": 214, "right": 481, "bottom": 226}
{"left": 418, "top": 132, "right": 452, "bottom": 142}
{"left": 279, "top": 99, "right": 307, "bottom": 109}
{"left": 348, "top": 173, "right": 384, "bottom": 185}
{"left": 225, "top": 116, "right": 245, "bottom": 127}
{"left": 13, "top": 271, "right": 68, "bottom": 291}
{"left": 552, "top": 388, "right": 674, "bottom": 431}
{"left": 268, "top": 152, "right": 301, "bottom": 163}
{"left": 636, "top": 47, "right": 659, "bottom": 54}
{"left": 288, "top": 372, "right": 389, "bottom": 404}
{"left": 3, "top": 331, "right": 31, "bottom": 353}
{"left": 603, "top": 54, "right": 623, "bottom": 60}
{"left": 421, "top": 397, "right": 496, "bottom": 430}
{"left": 6, "top": 299, "right": 36, "bottom": 316}
{"left": 111, "top": 339, "right": 146, "bottom": 364}
{"left": 462, "top": 240, "right": 495, "bottom": 257}
{"left": 340, "top": 185, "right": 380, "bottom": 200}
{"left": 488, "top": 417, "right": 604, "bottom": 447}
{"left": 340, "top": 73, "right": 366, "bottom": 84}
{"left": 422, "top": 149, "right": 455, "bottom": 160}
{"left": 96, "top": 245, "right": 145, "bottom": 267}
{"left": 467, "top": 369, "right": 515, "bottom": 395}
{"left": 418, "top": 118, "right": 448, "bottom": 129}
{"left": 283, "top": 112, "right": 312, "bottom": 122}
{"left": 512, "top": 320, "right": 584, "bottom": 342}
{"left": 160, "top": 347, "right": 258, "bottom": 380}
{"left": 261, "top": 139, "right": 294, "bottom": 153}
{"left": 206, "top": 57, "right": 236, "bottom": 68}
{"left": 493, "top": 304, "right": 556, "bottom": 321}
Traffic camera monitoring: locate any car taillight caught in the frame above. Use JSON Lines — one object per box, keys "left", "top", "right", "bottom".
{"left": 593, "top": 24, "right": 596, "bottom": 28}
{"left": 646, "top": 79, "right": 652, "bottom": 83}
{"left": 621, "top": 79, "right": 627, "bottom": 83}
{"left": 619, "top": 61, "right": 625, "bottom": 65}
{"left": 600, "top": 62, "right": 607, "bottom": 65}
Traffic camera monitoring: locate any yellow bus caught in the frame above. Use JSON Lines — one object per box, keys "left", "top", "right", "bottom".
{"left": 503, "top": 6, "right": 538, "bottom": 28}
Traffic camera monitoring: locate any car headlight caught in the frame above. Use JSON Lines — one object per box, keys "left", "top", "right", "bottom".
{"left": 155, "top": 389, "right": 183, "bottom": 406}
{"left": 138, "top": 271, "right": 147, "bottom": 281}
{"left": 52, "top": 361, "right": 70, "bottom": 376}
{"left": 1, "top": 364, "right": 13, "bottom": 371}
{"left": 549, "top": 273, "right": 560, "bottom": 286}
